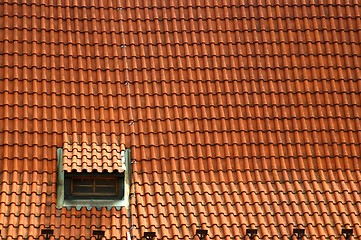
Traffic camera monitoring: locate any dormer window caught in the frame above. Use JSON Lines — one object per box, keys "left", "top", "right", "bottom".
{"left": 56, "top": 135, "right": 131, "bottom": 210}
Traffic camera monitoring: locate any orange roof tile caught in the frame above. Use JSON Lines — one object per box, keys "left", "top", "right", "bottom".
{"left": 1, "top": 0, "right": 361, "bottom": 240}
{"left": 62, "top": 135, "right": 126, "bottom": 173}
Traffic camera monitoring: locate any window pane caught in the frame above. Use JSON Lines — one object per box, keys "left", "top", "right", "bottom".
{"left": 73, "top": 178, "right": 93, "bottom": 186}
{"left": 71, "top": 176, "right": 118, "bottom": 196}
{"left": 73, "top": 185, "right": 94, "bottom": 194}
{"left": 95, "top": 186, "right": 117, "bottom": 194}
{"left": 72, "top": 178, "right": 94, "bottom": 194}
{"left": 95, "top": 178, "right": 117, "bottom": 195}
{"left": 95, "top": 178, "right": 117, "bottom": 186}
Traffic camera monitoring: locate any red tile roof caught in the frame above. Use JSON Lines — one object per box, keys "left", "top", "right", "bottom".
{"left": 1, "top": 0, "right": 361, "bottom": 240}
{"left": 62, "top": 135, "right": 126, "bottom": 173}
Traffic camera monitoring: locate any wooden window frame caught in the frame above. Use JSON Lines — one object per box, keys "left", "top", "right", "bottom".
{"left": 71, "top": 176, "right": 119, "bottom": 197}
{"left": 64, "top": 172, "right": 124, "bottom": 200}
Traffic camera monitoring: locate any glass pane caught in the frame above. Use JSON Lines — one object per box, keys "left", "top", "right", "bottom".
{"left": 95, "top": 186, "right": 117, "bottom": 194}
{"left": 70, "top": 176, "right": 119, "bottom": 196}
{"left": 72, "top": 178, "right": 94, "bottom": 194}
{"left": 95, "top": 178, "right": 117, "bottom": 195}
{"left": 73, "top": 178, "right": 93, "bottom": 186}
{"left": 73, "top": 185, "right": 94, "bottom": 194}
{"left": 95, "top": 178, "right": 117, "bottom": 186}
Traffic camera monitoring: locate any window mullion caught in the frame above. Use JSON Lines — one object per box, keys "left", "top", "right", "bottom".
{"left": 93, "top": 178, "right": 96, "bottom": 194}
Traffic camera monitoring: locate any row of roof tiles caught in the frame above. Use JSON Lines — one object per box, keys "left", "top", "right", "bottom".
{"left": 2, "top": 78, "right": 361, "bottom": 92}
{"left": 3, "top": 0, "right": 359, "bottom": 7}
{"left": 1, "top": 105, "right": 360, "bottom": 119}
{"left": 3, "top": 18, "right": 360, "bottom": 32}
{"left": 2, "top": 31, "right": 359, "bottom": 50}
{"left": 3, "top": 56, "right": 361, "bottom": 68}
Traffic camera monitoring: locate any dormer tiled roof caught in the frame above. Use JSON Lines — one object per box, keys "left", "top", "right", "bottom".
{"left": 1, "top": 1, "right": 361, "bottom": 240}
{"left": 62, "top": 135, "right": 126, "bottom": 173}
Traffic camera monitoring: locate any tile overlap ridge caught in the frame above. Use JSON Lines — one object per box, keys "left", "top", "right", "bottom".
{"left": 62, "top": 134, "right": 126, "bottom": 173}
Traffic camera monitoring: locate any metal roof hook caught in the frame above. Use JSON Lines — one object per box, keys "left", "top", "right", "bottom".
{"left": 342, "top": 228, "right": 353, "bottom": 240}
{"left": 195, "top": 229, "right": 208, "bottom": 240}
{"left": 40, "top": 229, "right": 54, "bottom": 240}
{"left": 92, "top": 230, "right": 106, "bottom": 240}
{"left": 245, "top": 228, "right": 258, "bottom": 239}
{"left": 292, "top": 228, "right": 305, "bottom": 240}
{"left": 143, "top": 232, "right": 156, "bottom": 240}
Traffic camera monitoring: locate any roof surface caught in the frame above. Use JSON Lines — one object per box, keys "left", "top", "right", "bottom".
{"left": 1, "top": 0, "right": 361, "bottom": 240}
{"left": 62, "top": 135, "right": 126, "bottom": 173}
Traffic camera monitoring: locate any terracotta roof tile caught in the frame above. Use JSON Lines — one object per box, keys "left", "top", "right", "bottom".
{"left": 62, "top": 135, "right": 126, "bottom": 173}
{"left": 1, "top": 0, "right": 361, "bottom": 239}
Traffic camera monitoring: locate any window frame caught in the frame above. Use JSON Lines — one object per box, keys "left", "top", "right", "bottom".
{"left": 64, "top": 172, "right": 124, "bottom": 200}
